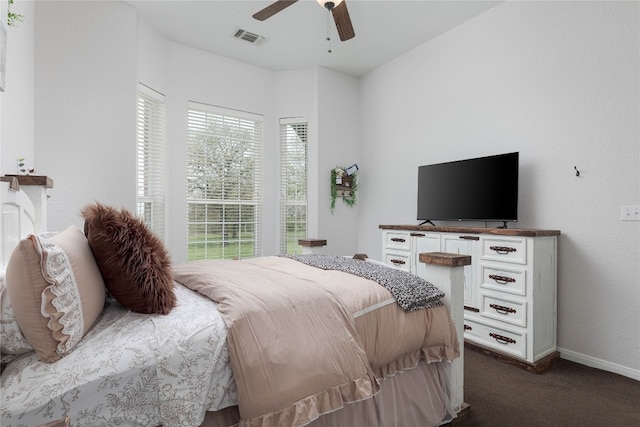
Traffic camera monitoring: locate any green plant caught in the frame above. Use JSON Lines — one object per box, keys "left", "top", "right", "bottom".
{"left": 330, "top": 166, "right": 357, "bottom": 213}
{"left": 7, "top": 0, "right": 24, "bottom": 28}
{"left": 17, "top": 157, "right": 26, "bottom": 174}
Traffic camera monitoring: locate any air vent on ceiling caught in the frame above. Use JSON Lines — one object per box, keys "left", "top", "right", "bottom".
{"left": 233, "top": 29, "right": 268, "bottom": 46}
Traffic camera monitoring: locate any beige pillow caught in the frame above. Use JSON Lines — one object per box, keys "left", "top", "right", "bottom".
{"left": 5, "top": 226, "right": 106, "bottom": 363}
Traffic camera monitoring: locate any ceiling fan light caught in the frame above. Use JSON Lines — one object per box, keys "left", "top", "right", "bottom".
{"left": 317, "top": 0, "right": 344, "bottom": 10}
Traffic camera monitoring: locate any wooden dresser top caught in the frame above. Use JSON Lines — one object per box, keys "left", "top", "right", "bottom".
{"left": 379, "top": 224, "right": 560, "bottom": 237}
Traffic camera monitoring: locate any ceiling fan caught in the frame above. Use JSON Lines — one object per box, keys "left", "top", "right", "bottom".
{"left": 253, "top": 0, "right": 355, "bottom": 42}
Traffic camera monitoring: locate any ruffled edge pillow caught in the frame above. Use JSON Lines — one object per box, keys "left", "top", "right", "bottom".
{"left": 81, "top": 203, "right": 176, "bottom": 315}
{"left": 5, "top": 226, "right": 106, "bottom": 363}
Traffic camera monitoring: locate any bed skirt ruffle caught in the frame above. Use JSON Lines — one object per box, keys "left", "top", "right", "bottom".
{"left": 200, "top": 359, "right": 455, "bottom": 427}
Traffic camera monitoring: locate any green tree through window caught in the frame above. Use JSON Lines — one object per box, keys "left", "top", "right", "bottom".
{"left": 186, "top": 104, "right": 263, "bottom": 260}
{"left": 280, "top": 119, "right": 308, "bottom": 254}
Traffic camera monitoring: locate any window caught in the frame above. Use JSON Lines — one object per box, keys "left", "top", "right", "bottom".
{"left": 279, "top": 118, "right": 308, "bottom": 254}
{"left": 186, "top": 102, "right": 263, "bottom": 260}
{"left": 136, "top": 85, "right": 166, "bottom": 239}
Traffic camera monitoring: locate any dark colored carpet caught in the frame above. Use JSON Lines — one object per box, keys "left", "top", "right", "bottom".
{"left": 456, "top": 347, "right": 640, "bottom": 427}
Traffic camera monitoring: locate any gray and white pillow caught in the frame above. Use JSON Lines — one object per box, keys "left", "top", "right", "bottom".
{"left": 0, "top": 267, "right": 34, "bottom": 364}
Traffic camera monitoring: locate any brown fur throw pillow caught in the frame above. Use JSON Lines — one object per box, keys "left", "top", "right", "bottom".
{"left": 82, "top": 203, "right": 176, "bottom": 314}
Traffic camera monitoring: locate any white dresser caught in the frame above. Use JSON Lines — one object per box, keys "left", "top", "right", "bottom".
{"left": 380, "top": 225, "right": 560, "bottom": 372}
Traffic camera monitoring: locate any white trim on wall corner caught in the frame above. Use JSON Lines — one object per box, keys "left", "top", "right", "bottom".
{"left": 558, "top": 347, "right": 640, "bottom": 381}
{"left": 0, "top": 21, "right": 6, "bottom": 92}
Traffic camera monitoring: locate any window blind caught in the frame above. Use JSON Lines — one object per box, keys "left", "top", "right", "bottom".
{"left": 279, "top": 118, "right": 308, "bottom": 254}
{"left": 186, "top": 102, "right": 263, "bottom": 260}
{"left": 136, "top": 85, "right": 166, "bottom": 240}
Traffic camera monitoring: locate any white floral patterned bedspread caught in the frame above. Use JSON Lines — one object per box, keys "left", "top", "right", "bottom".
{"left": 0, "top": 283, "right": 237, "bottom": 427}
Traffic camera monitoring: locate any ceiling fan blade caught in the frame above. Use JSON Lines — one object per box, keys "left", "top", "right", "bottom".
{"left": 253, "top": 0, "right": 299, "bottom": 21}
{"left": 332, "top": 0, "right": 355, "bottom": 41}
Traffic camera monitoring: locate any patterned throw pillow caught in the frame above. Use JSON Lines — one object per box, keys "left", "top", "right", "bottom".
{"left": 5, "top": 226, "right": 106, "bottom": 363}
{"left": 0, "top": 267, "right": 33, "bottom": 364}
{"left": 82, "top": 203, "right": 176, "bottom": 315}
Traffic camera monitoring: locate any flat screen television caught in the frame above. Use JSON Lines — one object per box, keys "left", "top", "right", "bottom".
{"left": 417, "top": 152, "right": 519, "bottom": 226}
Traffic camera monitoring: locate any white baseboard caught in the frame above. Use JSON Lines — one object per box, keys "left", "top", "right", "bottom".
{"left": 558, "top": 347, "right": 640, "bottom": 381}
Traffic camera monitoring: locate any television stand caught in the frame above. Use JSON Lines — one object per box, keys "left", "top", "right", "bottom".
{"left": 418, "top": 220, "right": 436, "bottom": 226}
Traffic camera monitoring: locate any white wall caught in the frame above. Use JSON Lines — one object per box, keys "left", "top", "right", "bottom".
{"left": 139, "top": 35, "right": 361, "bottom": 260}
{"left": 24, "top": 0, "right": 334, "bottom": 263}
{"left": 4, "top": 2, "right": 361, "bottom": 264}
{"left": 137, "top": 19, "right": 170, "bottom": 97}
{"left": 317, "top": 67, "right": 360, "bottom": 256}
{"left": 164, "top": 43, "right": 279, "bottom": 262}
{"left": 1, "top": 0, "right": 34, "bottom": 175}
{"left": 275, "top": 69, "right": 318, "bottom": 246}
{"left": 33, "top": 0, "right": 138, "bottom": 231}
{"left": 273, "top": 67, "right": 361, "bottom": 257}
{"left": 130, "top": 11, "right": 361, "bottom": 262}
{"left": 358, "top": 1, "right": 640, "bottom": 379}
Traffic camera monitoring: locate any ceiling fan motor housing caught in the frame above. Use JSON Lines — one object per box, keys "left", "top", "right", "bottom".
{"left": 318, "top": 0, "right": 343, "bottom": 11}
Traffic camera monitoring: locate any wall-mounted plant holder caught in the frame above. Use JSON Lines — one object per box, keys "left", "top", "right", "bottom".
{"left": 336, "top": 176, "right": 353, "bottom": 197}
{"left": 331, "top": 166, "right": 358, "bottom": 213}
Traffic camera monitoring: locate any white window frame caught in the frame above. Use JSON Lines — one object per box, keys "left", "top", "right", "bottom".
{"left": 279, "top": 118, "right": 308, "bottom": 254}
{"left": 136, "top": 84, "right": 166, "bottom": 239}
{"left": 186, "top": 102, "right": 263, "bottom": 260}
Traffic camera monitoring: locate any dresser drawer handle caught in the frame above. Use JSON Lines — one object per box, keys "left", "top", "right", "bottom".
{"left": 464, "top": 324, "right": 472, "bottom": 331}
{"left": 390, "top": 238, "right": 406, "bottom": 243}
{"left": 489, "top": 274, "right": 516, "bottom": 284}
{"left": 490, "top": 245, "right": 517, "bottom": 254}
{"left": 459, "top": 235, "right": 480, "bottom": 241}
{"left": 490, "top": 303, "right": 517, "bottom": 315}
{"left": 464, "top": 305, "right": 480, "bottom": 313}
{"left": 390, "top": 259, "right": 406, "bottom": 265}
{"left": 489, "top": 333, "right": 516, "bottom": 345}
{"left": 410, "top": 233, "right": 425, "bottom": 237}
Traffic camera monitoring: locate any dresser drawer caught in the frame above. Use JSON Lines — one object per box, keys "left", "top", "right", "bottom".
{"left": 481, "top": 237, "right": 527, "bottom": 264}
{"left": 464, "top": 318, "right": 527, "bottom": 359}
{"left": 384, "top": 251, "right": 411, "bottom": 272}
{"left": 481, "top": 293, "right": 527, "bottom": 327}
{"left": 384, "top": 232, "right": 411, "bottom": 251}
{"left": 480, "top": 264, "right": 526, "bottom": 296}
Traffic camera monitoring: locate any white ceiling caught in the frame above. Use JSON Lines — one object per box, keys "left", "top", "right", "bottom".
{"left": 124, "top": 0, "right": 501, "bottom": 77}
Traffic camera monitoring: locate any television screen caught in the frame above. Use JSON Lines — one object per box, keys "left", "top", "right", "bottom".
{"left": 417, "top": 152, "right": 519, "bottom": 224}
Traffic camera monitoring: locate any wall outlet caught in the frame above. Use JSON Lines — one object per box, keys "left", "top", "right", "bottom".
{"left": 621, "top": 205, "right": 640, "bottom": 221}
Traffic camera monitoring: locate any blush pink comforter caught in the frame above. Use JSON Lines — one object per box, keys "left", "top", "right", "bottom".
{"left": 172, "top": 256, "right": 458, "bottom": 427}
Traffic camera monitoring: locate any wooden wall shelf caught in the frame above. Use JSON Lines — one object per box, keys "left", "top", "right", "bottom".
{"left": 4, "top": 175, "right": 54, "bottom": 188}
{"left": 335, "top": 176, "right": 353, "bottom": 197}
{"left": 298, "top": 238, "right": 327, "bottom": 248}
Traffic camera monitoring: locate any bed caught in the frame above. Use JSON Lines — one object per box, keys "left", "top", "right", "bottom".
{"left": 0, "top": 179, "right": 466, "bottom": 427}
